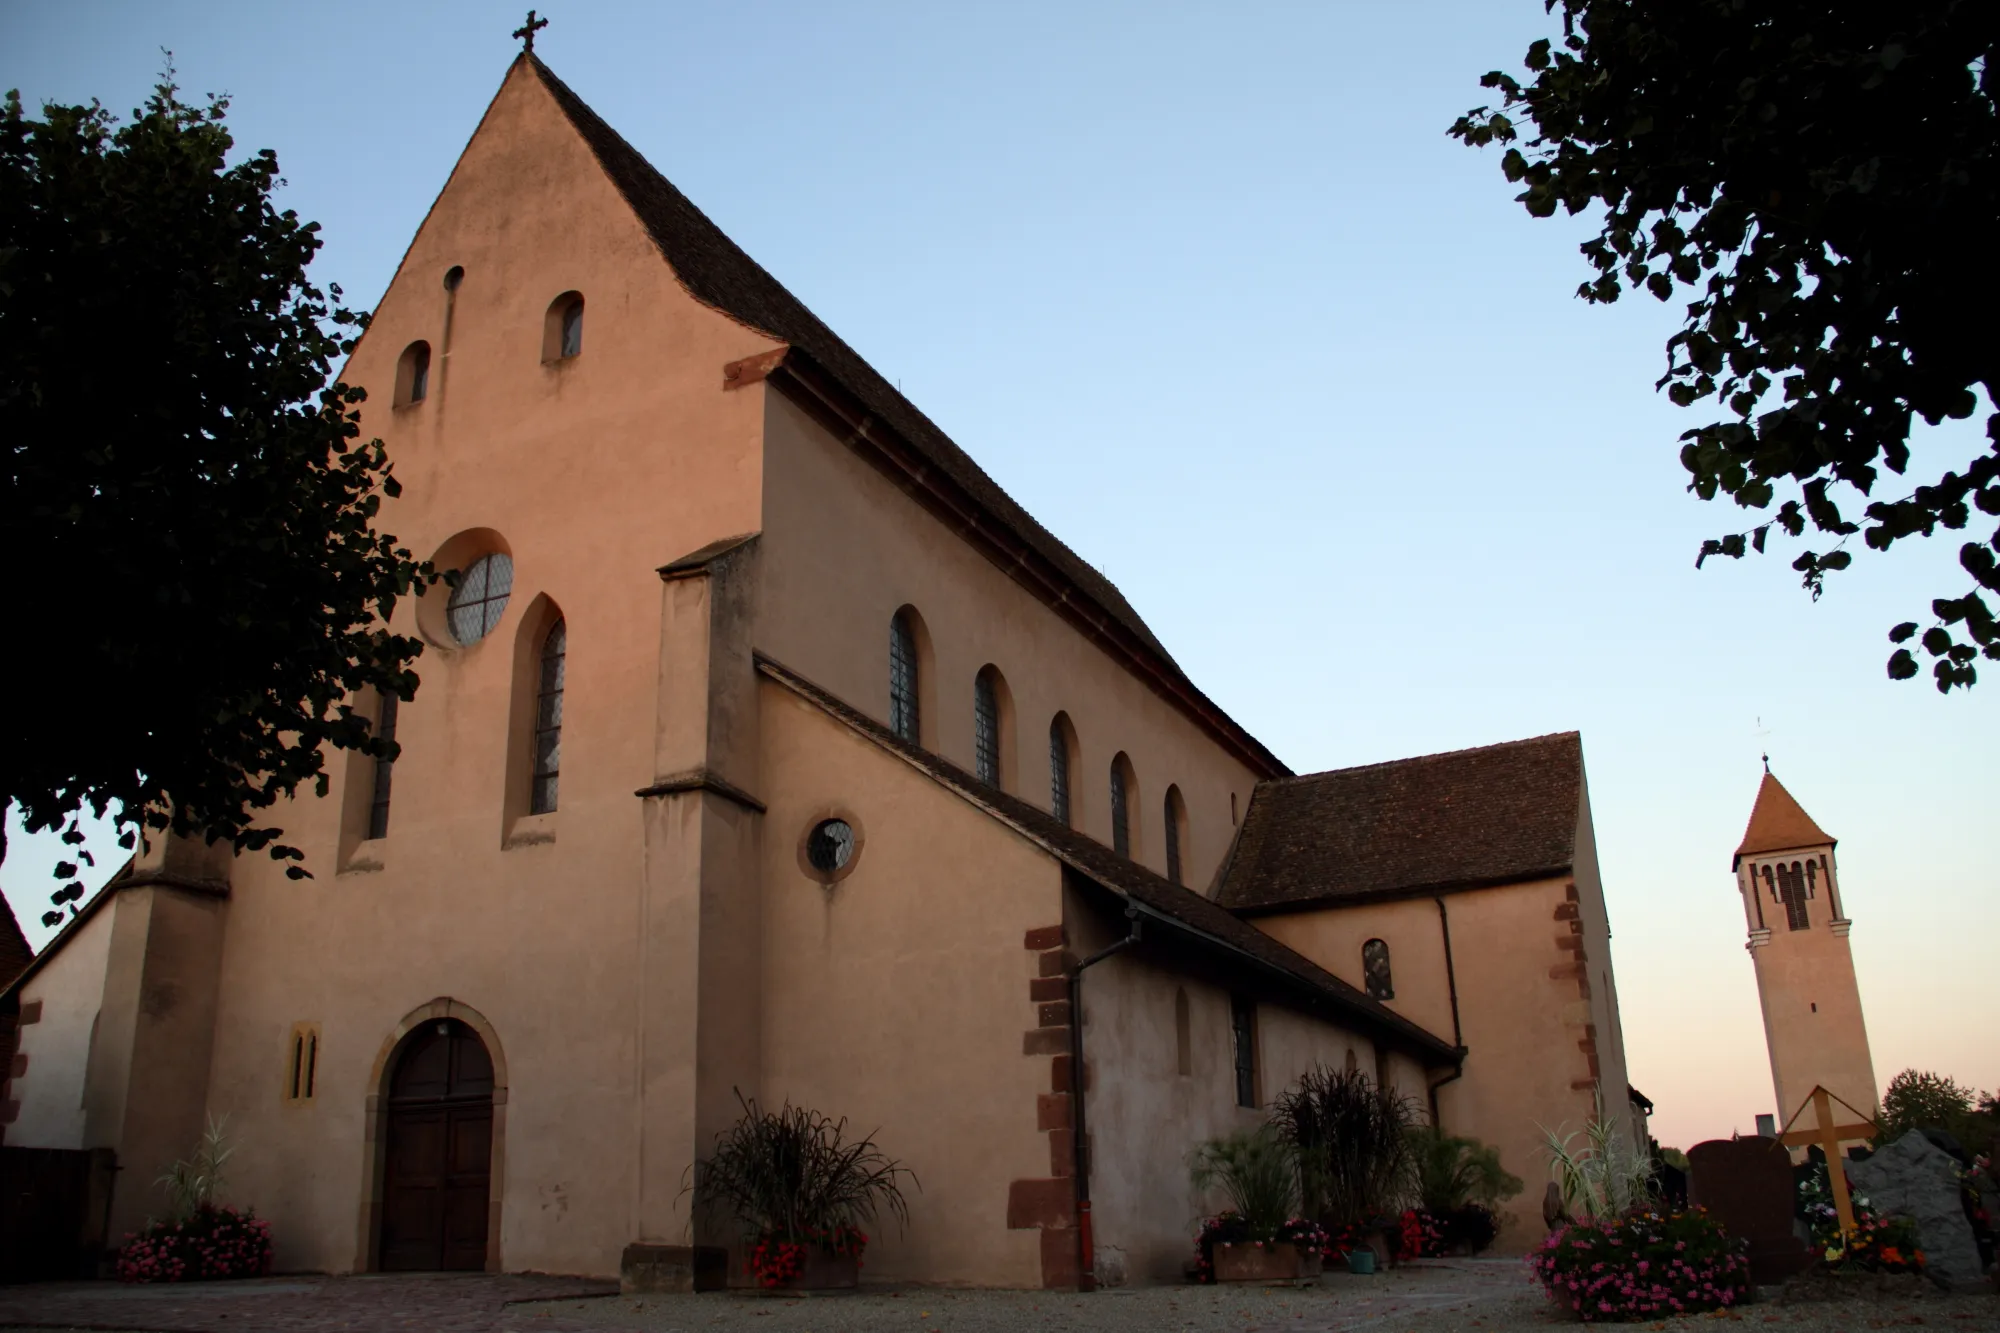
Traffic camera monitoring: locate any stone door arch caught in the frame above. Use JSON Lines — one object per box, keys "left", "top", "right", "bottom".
{"left": 357, "top": 999, "right": 508, "bottom": 1272}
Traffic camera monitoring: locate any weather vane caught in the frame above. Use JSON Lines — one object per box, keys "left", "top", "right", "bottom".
{"left": 513, "top": 9, "right": 549, "bottom": 53}
{"left": 1755, "top": 716, "right": 1771, "bottom": 772}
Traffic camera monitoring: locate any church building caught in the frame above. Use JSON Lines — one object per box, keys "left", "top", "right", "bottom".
{"left": 0, "top": 53, "right": 1633, "bottom": 1288}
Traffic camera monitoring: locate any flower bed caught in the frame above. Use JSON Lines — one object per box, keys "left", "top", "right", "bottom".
{"left": 1191, "top": 1211, "right": 1329, "bottom": 1283}
{"left": 1528, "top": 1207, "right": 1750, "bottom": 1322}
{"left": 1797, "top": 1168, "right": 1926, "bottom": 1275}
{"left": 117, "top": 1204, "right": 272, "bottom": 1283}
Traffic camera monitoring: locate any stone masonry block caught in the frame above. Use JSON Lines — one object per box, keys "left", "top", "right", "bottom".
{"left": 1048, "top": 1127, "right": 1074, "bottom": 1177}
{"left": 1036, "top": 1093, "right": 1072, "bottom": 1131}
{"left": 1037, "top": 949, "right": 1077, "bottom": 978}
{"left": 1023, "top": 1027, "right": 1070, "bottom": 1056}
{"left": 1037, "top": 1000, "right": 1071, "bottom": 1028}
{"left": 1040, "top": 1226, "right": 1079, "bottom": 1289}
{"left": 1029, "top": 976, "right": 1068, "bottom": 1003}
{"left": 1023, "top": 925, "right": 1065, "bottom": 951}
{"left": 1007, "top": 1177, "right": 1075, "bottom": 1230}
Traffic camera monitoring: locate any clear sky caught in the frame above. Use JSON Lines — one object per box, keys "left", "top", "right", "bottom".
{"left": 4, "top": 1, "right": 1993, "bottom": 1155}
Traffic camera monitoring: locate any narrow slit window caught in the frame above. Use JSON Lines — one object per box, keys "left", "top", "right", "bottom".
{"left": 1049, "top": 716, "right": 1071, "bottom": 826}
{"left": 1163, "top": 787, "right": 1184, "bottom": 886}
{"left": 1230, "top": 995, "right": 1257, "bottom": 1108}
{"left": 284, "top": 1022, "right": 321, "bottom": 1104}
{"left": 1363, "top": 938, "right": 1394, "bottom": 1000}
{"left": 1174, "top": 987, "right": 1192, "bottom": 1077}
{"left": 974, "top": 671, "right": 999, "bottom": 786}
{"left": 531, "top": 619, "right": 566, "bottom": 814}
{"left": 889, "top": 612, "right": 920, "bottom": 742}
{"left": 1110, "top": 761, "right": 1129, "bottom": 858}
{"left": 368, "top": 691, "right": 399, "bottom": 840}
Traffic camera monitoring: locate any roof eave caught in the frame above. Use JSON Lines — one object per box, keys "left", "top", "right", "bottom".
{"left": 1224, "top": 864, "right": 1578, "bottom": 917}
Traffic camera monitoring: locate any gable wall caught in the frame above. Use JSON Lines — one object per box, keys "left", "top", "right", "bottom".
{"left": 757, "top": 390, "right": 1264, "bottom": 893}
{"left": 182, "top": 62, "right": 785, "bottom": 1278}
{"left": 7, "top": 902, "right": 116, "bottom": 1150}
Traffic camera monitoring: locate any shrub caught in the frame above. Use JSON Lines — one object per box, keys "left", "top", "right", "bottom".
{"left": 117, "top": 1204, "right": 272, "bottom": 1283}
{"left": 690, "top": 1090, "right": 915, "bottom": 1285}
{"left": 1528, "top": 1208, "right": 1750, "bottom": 1322}
{"left": 1188, "top": 1128, "right": 1298, "bottom": 1240}
{"left": 1396, "top": 1202, "right": 1501, "bottom": 1257}
{"left": 1542, "top": 1103, "right": 1656, "bottom": 1220}
{"left": 1270, "top": 1065, "right": 1418, "bottom": 1228}
{"left": 1410, "top": 1126, "right": 1524, "bottom": 1213}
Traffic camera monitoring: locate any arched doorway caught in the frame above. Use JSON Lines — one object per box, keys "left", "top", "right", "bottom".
{"left": 378, "top": 1018, "right": 494, "bottom": 1271}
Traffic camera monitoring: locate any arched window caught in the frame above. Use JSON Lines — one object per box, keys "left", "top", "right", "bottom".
{"left": 1773, "top": 861, "right": 1810, "bottom": 930}
{"left": 889, "top": 610, "right": 920, "bottom": 743}
{"left": 1174, "top": 987, "right": 1192, "bottom": 1077}
{"left": 1049, "top": 713, "right": 1076, "bottom": 826}
{"left": 1109, "top": 753, "right": 1136, "bottom": 858}
{"left": 530, "top": 619, "right": 565, "bottom": 814}
{"left": 1163, "top": 785, "right": 1187, "bottom": 885}
{"left": 397, "top": 341, "right": 431, "bottom": 406}
{"left": 1363, "top": 938, "right": 1394, "bottom": 1000}
{"left": 446, "top": 552, "right": 513, "bottom": 645}
{"left": 367, "top": 690, "right": 399, "bottom": 840}
{"left": 543, "top": 291, "right": 584, "bottom": 361}
{"left": 973, "top": 665, "right": 1009, "bottom": 788}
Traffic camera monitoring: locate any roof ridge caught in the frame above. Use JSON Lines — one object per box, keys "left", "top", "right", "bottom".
{"left": 1283, "top": 731, "right": 1581, "bottom": 784}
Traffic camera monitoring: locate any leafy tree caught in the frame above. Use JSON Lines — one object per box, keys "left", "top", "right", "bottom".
{"left": 1, "top": 68, "right": 437, "bottom": 923}
{"left": 1878, "top": 1067, "right": 1996, "bottom": 1157}
{"left": 1451, "top": 3, "right": 1998, "bottom": 691}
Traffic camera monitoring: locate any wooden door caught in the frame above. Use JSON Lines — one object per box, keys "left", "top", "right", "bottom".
{"left": 379, "top": 1019, "right": 494, "bottom": 1271}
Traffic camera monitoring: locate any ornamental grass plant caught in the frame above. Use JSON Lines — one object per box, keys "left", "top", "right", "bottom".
{"left": 1528, "top": 1207, "right": 1751, "bottom": 1322}
{"left": 691, "top": 1090, "right": 915, "bottom": 1285}
{"left": 1270, "top": 1065, "right": 1418, "bottom": 1229}
{"left": 117, "top": 1116, "right": 272, "bottom": 1283}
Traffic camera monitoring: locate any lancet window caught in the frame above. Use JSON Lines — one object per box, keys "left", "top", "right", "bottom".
{"left": 889, "top": 611, "right": 919, "bottom": 743}
{"left": 1110, "top": 759, "right": 1130, "bottom": 857}
{"left": 530, "top": 619, "right": 565, "bottom": 814}
{"left": 1049, "top": 716, "right": 1072, "bottom": 825}
{"left": 974, "top": 670, "right": 999, "bottom": 786}
{"left": 1231, "top": 994, "right": 1257, "bottom": 1108}
{"left": 1163, "top": 788, "right": 1184, "bottom": 885}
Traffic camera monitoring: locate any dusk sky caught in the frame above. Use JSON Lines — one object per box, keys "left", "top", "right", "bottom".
{"left": 4, "top": 1, "right": 1993, "bottom": 1155}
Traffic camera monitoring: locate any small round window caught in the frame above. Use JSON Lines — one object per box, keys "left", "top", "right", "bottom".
{"left": 806, "top": 819, "right": 855, "bottom": 875}
{"left": 447, "top": 552, "right": 514, "bottom": 645}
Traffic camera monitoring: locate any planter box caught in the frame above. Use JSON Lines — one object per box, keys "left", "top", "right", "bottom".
{"left": 1212, "top": 1242, "right": 1322, "bottom": 1284}
{"left": 763, "top": 1250, "right": 858, "bottom": 1292}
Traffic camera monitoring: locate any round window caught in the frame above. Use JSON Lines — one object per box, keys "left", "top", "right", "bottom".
{"left": 447, "top": 552, "right": 514, "bottom": 645}
{"left": 805, "top": 819, "right": 855, "bottom": 875}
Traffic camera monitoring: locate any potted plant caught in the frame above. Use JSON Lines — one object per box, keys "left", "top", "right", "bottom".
{"left": 1189, "top": 1129, "right": 1324, "bottom": 1283}
{"left": 1271, "top": 1066, "right": 1418, "bottom": 1266}
{"left": 691, "top": 1091, "right": 916, "bottom": 1290}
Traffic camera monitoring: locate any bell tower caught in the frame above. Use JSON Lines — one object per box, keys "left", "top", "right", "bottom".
{"left": 1733, "top": 769, "right": 1878, "bottom": 1130}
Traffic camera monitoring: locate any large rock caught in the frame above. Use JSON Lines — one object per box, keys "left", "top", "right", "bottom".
{"left": 1848, "top": 1131, "right": 1983, "bottom": 1291}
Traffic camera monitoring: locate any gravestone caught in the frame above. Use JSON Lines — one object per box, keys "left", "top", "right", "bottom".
{"left": 1688, "top": 1137, "right": 1812, "bottom": 1284}
{"left": 1848, "top": 1130, "right": 1984, "bottom": 1292}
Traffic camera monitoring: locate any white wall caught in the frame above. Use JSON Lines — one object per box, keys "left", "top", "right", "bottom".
{"left": 10, "top": 901, "right": 115, "bottom": 1149}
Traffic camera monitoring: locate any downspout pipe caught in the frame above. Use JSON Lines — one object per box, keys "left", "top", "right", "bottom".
{"left": 1069, "top": 904, "right": 1141, "bottom": 1292}
{"left": 1427, "top": 895, "right": 1467, "bottom": 1124}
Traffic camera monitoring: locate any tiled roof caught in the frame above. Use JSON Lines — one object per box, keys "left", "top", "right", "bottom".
{"left": 1733, "top": 771, "right": 1833, "bottom": 866}
{"left": 755, "top": 654, "right": 1459, "bottom": 1065}
{"left": 523, "top": 56, "right": 1285, "bottom": 779}
{"left": 1217, "top": 733, "right": 1585, "bottom": 914}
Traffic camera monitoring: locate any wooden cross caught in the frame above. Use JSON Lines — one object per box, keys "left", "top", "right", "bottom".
{"left": 1779, "top": 1085, "right": 1877, "bottom": 1241}
{"left": 513, "top": 9, "right": 549, "bottom": 53}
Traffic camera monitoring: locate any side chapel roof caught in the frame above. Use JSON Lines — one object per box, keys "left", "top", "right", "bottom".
{"left": 754, "top": 653, "right": 1460, "bottom": 1066}
{"left": 518, "top": 57, "right": 1287, "bottom": 780}
{"left": 1217, "top": 733, "right": 1585, "bottom": 914}
{"left": 1732, "top": 770, "right": 1834, "bottom": 867}
{"left": 0, "top": 893, "right": 32, "bottom": 994}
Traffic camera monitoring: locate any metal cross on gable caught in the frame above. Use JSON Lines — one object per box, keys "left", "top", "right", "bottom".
{"left": 513, "top": 9, "right": 549, "bottom": 53}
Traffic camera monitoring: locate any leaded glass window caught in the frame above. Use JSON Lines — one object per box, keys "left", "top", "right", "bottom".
{"left": 1050, "top": 718, "right": 1071, "bottom": 825}
{"left": 1110, "top": 760, "right": 1130, "bottom": 857}
{"left": 889, "top": 612, "right": 919, "bottom": 742}
{"left": 446, "top": 553, "right": 513, "bottom": 645}
{"left": 1164, "top": 790, "right": 1182, "bottom": 885}
{"left": 1363, "top": 938, "right": 1394, "bottom": 1000}
{"left": 531, "top": 619, "right": 565, "bottom": 814}
{"left": 974, "top": 672, "right": 999, "bottom": 785}
{"left": 367, "top": 690, "right": 398, "bottom": 840}
{"left": 1231, "top": 994, "right": 1257, "bottom": 1108}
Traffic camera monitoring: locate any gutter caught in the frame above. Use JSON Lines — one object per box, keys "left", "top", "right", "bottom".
{"left": 1427, "top": 895, "right": 1468, "bottom": 1123}
{"left": 1068, "top": 905, "right": 1142, "bottom": 1293}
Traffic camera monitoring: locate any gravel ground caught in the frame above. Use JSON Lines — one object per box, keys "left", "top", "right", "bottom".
{"left": 0, "top": 1260, "right": 1991, "bottom": 1332}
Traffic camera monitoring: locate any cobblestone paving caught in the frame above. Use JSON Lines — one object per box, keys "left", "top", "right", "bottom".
{"left": 1, "top": 1262, "right": 1992, "bottom": 1333}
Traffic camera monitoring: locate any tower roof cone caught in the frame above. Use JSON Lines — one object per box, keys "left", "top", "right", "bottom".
{"left": 1733, "top": 771, "right": 1835, "bottom": 867}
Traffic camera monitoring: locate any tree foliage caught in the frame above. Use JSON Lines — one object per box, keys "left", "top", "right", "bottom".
{"left": 1451, "top": 2, "right": 1998, "bottom": 691}
{"left": 0, "top": 68, "right": 437, "bottom": 921}
{"left": 1877, "top": 1067, "right": 1997, "bottom": 1157}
